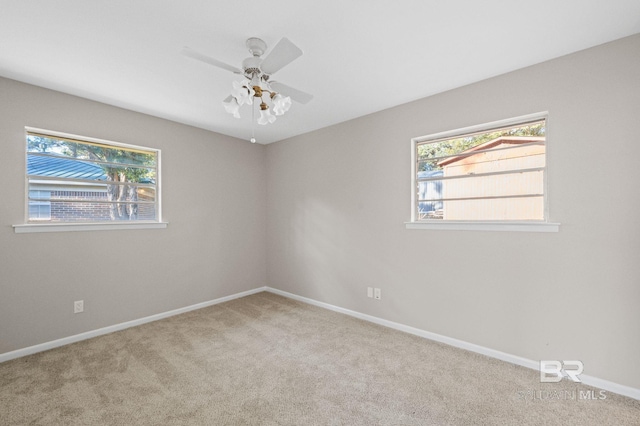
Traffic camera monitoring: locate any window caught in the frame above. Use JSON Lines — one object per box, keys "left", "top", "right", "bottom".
{"left": 28, "top": 190, "right": 51, "bottom": 220}
{"left": 409, "top": 114, "right": 558, "bottom": 232}
{"left": 23, "top": 129, "right": 161, "bottom": 226}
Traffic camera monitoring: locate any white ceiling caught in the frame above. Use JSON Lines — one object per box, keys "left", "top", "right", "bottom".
{"left": 1, "top": 1, "right": 639, "bottom": 144}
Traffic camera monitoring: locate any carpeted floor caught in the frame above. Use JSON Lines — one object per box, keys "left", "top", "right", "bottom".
{"left": 0, "top": 292, "right": 638, "bottom": 425}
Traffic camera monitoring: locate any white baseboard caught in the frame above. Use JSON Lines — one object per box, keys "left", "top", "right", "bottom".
{"left": 2, "top": 285, "right": 638, "bottom": 401}
{"left": 0, "top": 286, "right": 267, "bottom": 364}
{"left": 265, "top": 287, "right": 640, "bottom": 401}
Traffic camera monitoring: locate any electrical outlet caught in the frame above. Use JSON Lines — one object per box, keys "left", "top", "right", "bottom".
{"left": 367, "top": 287, "right": 373, "bottom": 298}
{"left": 74, "top": 300, "right": 84, "bottom": 313}
{"left": 374, "top": 288, "right": 381, "bottom": 300}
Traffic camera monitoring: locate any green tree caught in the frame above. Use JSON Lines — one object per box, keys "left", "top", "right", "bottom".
{"left": 27, "top": 135, "right": 64, "bottom": 152}
{"left": 68, "top": 143, "right": 154, "bottom": 220}
{"left": 417, "top": 122, "right": 545, "bottom": 171}
{"left": 29, "top": 136, "right": 155, "bottom": 220}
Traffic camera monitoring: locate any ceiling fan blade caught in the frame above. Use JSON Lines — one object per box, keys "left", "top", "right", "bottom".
{"left": 270, "top": 81, "right": 313, "bottom": 104}
{"left": 182, "top": 47, "right": 243, "bottom": 74}
{"left": 260, "top": 38, "right": 303, "bottom": 75}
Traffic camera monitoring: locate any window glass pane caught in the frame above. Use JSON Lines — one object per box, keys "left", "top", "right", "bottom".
{"left": 439, "top": 197, "right": 544, "bottom": 221}
{"left": 32, "top": 186, "right": 156, "bottom": 203}
{"left": 28, "top": 182, "right": 155, "bottom": 221}
{"left": 417, "top": 202, "right": 443, "bottom": 220}
{"left": 100, "top": 166, "right": 156, "bottom": 184}
{"left": 28, "top": 202, "right": 51, "bottom": 220}
{"left": 27, "top": 135, "right": 156, "bottom": 167}
{"left": 414, "top": 119, "right": 546, "bottom": 221}
{"left": 417, "top": 141, "right": 545, "bottom": 173}
{"left": 418, "top": 170, "right": 544, "bottom": 201}
{"left": 417, "top": 121, "right": 545, "bottom": 165}
{"left": 27, "top": 154, "right": 108, "bottom": 180}
{"left": 26, "top": 131, "right": 159, "bottom": 224}
{"left": 48, "top": 201, "right": 156, "bottom": 222}
{"left": 28, "top": 156, "right": 155, "bottom": 184}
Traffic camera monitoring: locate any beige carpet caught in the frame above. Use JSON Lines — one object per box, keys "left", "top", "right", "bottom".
{"left": 1, "top": 292, "right": 638, "bottom": 425}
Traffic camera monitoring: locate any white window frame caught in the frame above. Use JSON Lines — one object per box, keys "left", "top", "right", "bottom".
{"left": 13, "top": 127, "right": 167, "bottom": 233}
{"left": 406, "top": 112, "right": 559, "bottom": 232}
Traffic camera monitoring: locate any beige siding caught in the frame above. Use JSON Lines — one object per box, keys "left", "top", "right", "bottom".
{"left": 442, "top": 142, "right": 545, "bottom": 220}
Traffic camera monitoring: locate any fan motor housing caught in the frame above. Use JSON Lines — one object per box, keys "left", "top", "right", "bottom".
{"left": 246, "top": 37, "right": 267, "bottom": 57}
{"left": 242, "top": 56, "right": 262, "bottom": 76}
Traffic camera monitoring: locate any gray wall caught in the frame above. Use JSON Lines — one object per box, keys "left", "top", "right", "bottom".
{"left": 266, "top": 34, "right": 640, "bottom": 389}
{"left": 0, "top": 77, "right": 267, "bottom": 354}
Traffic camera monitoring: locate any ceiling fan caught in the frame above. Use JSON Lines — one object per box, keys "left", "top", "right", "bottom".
{"left": 183, "top": 37, "right": 313, "bottom": 141}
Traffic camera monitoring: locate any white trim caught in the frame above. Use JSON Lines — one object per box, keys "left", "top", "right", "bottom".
{"left": 404, "top": 221, "right": 560, "bottom": 232}
{"left": 0, "top": 287, "right": 267, "bottom": 364}
{"left": 13, "top": 222, "right": 169, "bottom": 233}
{"left": 266, "top": 288, "right": 538, "bottom": 369}
{"left": 410, "top": 131, "right": 418, "bottom": 222}
{"left": 1, "top": 285, "right": 636, "bottom": 400}
{"left": 266, "top": 287, "right": 640, "bottom": 401}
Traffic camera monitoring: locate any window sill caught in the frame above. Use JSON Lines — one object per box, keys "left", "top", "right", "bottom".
{"left": 405, "top": 221, "right": 560, "bottom": 233}
{"left": 13, "top": 222, "right": 168, "bottom": 234}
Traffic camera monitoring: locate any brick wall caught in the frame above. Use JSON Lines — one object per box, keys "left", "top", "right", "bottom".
{"left": 49, "top": 190, "right": 155, "bottom": 221}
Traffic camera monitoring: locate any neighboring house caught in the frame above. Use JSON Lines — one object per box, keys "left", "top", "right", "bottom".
{"left": 417, "top": 170, "right": 443, "bottom": 219}
{"left": 437, "top": 136, "right": 545, "bottom": 221}
{"left": 28, "top": 153, "right": 109, "bottom": 221}
{"left": 27, "top": 154, "right": 154, "bottom": 222}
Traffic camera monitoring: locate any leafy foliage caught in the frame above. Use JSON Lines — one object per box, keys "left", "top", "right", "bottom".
{"left": 417, "top": 122, "right": 545, "bottom": 171}
{"left": 27, "top": 135, "right": 64, "bottom": 153}
{"left": 28, "top": 135, "right": 156, "bottom": 220}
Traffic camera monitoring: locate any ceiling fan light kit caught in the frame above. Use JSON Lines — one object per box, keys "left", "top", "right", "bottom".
{"left": 183, "top": 37, "right": 313, "bottom": 143}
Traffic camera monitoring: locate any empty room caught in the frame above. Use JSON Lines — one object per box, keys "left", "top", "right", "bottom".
{"left": 1, "top": 1, "right": 639, "bottom": 425}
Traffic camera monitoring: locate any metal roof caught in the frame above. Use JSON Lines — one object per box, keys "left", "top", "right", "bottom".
{"left": 27, "top": 154, "right": 107, "bottom": 180}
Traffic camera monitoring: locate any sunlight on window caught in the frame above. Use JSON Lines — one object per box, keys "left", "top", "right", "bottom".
{"left": 26, "top": 131, "right": 159, "bottom": 223}
{"left": 415, "top": 119, "right": 546, "bottom": 221}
